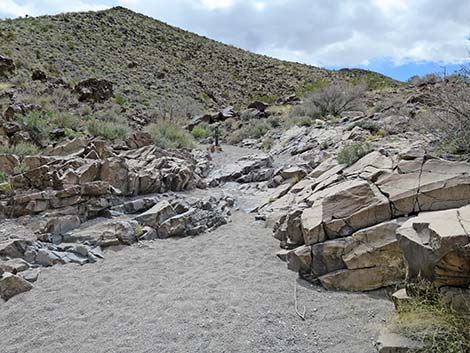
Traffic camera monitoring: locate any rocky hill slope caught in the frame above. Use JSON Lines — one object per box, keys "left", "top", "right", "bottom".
{"left": 0, "top": 7, "right": 396, "bottom": 114}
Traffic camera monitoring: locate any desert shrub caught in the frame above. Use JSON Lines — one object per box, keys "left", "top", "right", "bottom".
{"left": 86, "top": 118, "right": 131, "bottom": 141}
{"left": 347, "top": 119, "right": 381, "bottom": 134}
{"left": 0, "top": 171, "right": 8, "bottom": 183}
{"left": 50, "top": 112, "right": 81, "bottom": 130}
{"left": 303, "top": 83, "right": 366, "bottom": 118}
{"left": 268, "top": 116, "right": 281, "bottom": 128}
{"left": 352, "top": 73, "right": 397, "bottom": 90}
{"left": 0, "top": 143, "right": 39, "bottom": 156}
{"left": 191, "top": 123, "right": 211, "bottom": 139}
{"left": 289, "top": 101, "right": 322, "bottom": 120}
{"left": 17, "top": 111, "right": 50, "bottom": 142}
{"left": 336, "top": 143, "right": 372, "bottom": 166}
{"left": 295, "top": 80, "right": 328, "bottom": 97}
{"left": 408, "top": 73, "right": 442, "bottom": 86}
{"left": 250, "top": 94, "right": 277, "bottom": 104}
{"left": 251, "top": 121, "right": 269, "bottom": 138}
{"left": 144, "top": 121, "right": 194, "bottom": 149}
{"left": 114, "top": 95, "right": 127, "bottom": 106}
{"left": 415, "top": 73, "right": 470, "bottom": 156}
{"left": 389, "top": 280, "right": 470, "bottom": 353}
{"left": 226, "top": 121, "right": 270, "bottom": 144}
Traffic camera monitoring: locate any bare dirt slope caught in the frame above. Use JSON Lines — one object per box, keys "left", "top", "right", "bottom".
{"left": 0, "top": 146, "right": 393, "bottom": 353}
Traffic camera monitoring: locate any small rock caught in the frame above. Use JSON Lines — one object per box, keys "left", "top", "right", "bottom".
{"left": 0, "top": 273, "right": 33, "bottom": 301}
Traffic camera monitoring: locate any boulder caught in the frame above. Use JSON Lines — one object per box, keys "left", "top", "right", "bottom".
{"left": 288, "top": 219, "right": 406, "bottom": 291}
{"left": 0, "top": 259, "right": 29, "bottom": 274}
{"left": 74, "top": 79, "right": 113, "bottom": 103}
{"left": 248, "top": 101, "right": 269, "bottom": 112}
{"left": 302, "top": 180, "right": 391, "bottom": 245}
{"left": 319, "top": 266, "right": 405, "bottom": 291}
{"left": 280, "top": 167, "right": 307, "bottom": 180}
{"left": 208, "top": 154, "right": 273, "bottom": 185}
{"left": 440, "top": 287, "right": 470, "bottom": 315}
{"left": 31, "top": 69, "right": 47, "bottom": 81}
{"left": 0, "top": 154, "right": 20, "bottom": 174}
{"left": 134, "top": 200, "right": 176, "bottom": 228}
{"left": 286, "top": 245, "right": 312, "bottom": 273}
{"left": 45, "top": 215, "right": 81, "bottom": 235}
{"left": 0, "top": 55, "right": 15, "bottom": 77}
{"left": 126, "top": 131, "right": 153, "bottom": 149}
{"left": 397, "top": 205, "right": 470, "bottom": 287}
{"left": 35, "top": 249, "right": 62, "bottom": 267}
{"left": 63, "top": 220, "right": 137, "bottom": 247}
{"left": 0, "top": 273, "right": 33, "bottom": 301}
{"left": 377, "top": 158, "right": 470, "bottom": 216}
{"left": 0, "top": 239, "right": 29, "bottom": 258}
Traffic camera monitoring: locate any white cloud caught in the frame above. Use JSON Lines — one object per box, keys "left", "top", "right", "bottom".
{"left": 199, "top": 0, "right": 234, "bottom": 10}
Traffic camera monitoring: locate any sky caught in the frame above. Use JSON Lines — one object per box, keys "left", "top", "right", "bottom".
{"left": 1, "top": 0, "right": 469, "bottom": 81}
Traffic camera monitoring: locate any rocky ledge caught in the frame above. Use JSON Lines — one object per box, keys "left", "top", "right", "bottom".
{"left": 259, "top": 145, "right": 470, "bottom": 292}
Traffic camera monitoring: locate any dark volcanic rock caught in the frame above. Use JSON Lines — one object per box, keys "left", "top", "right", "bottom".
{"left": 74, "top": 78, "right": 113, "bottom": 103}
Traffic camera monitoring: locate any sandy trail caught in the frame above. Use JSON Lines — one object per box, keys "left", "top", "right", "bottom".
{"left": 0, "top": 146, "right": 393, "bottom": 353}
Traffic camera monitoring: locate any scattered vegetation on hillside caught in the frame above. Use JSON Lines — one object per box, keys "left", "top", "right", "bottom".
{"left": 415, "top": 70, "right": 470, "bottom": 157}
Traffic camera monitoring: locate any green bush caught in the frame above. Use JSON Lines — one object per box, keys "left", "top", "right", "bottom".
{"left": 336, "top": 143, "right": 372, "bottom": 166}
{"left": 347, "top": 120, "right": 381, "bottom": 134}
{"left": 114, "top": 95, "right": 127, "bottom": 106}
{"left": 50, "top": 112, "right": 81, "bottom": 130}
{"left": 390, "top": 280, "right": 470, "bottom": 353}
{"left": 191, "top": 124, "right": 211, "bottom": 139}
{"left": 0, "top": 171, "right": 8, "bottom": 183}
{"left": 17, "top": 111, "right": 50, "bottom": 141}
{"left": 251, "top": 121, "right": 269, "bottom": 138}
{"left": 300, "top": 83, "right": 365, "bottom": 118}
{"left": 295, "top": 80, "right": 328, "bottom": 97}
{"left": 144, "top": 121, "right": 194, "bottom": 149}
{"left": 0, "top": 143, "right": 39, "bottom": 156}
{"left": 86, "top": 118, "right": 131, "bottom": 141}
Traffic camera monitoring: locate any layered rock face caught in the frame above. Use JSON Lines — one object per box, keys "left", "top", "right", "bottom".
{"left": 0, "top": 138, "right": 207, "bottom": 218}
{"left": 265, "top": 147, "right": 470, "bottom": 291}
{"left": 397, "top": 205, "right": 470, "bottom": 288}
{"left": 0, "top": 137, "right": 227, "bottom": 301}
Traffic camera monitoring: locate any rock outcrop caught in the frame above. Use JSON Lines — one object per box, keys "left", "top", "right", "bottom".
{"left": 208, "top": 154, "right": 274, "bottom": 186}
{"left": 74, "top": 78, "right": 113, "bottom": 102}
{"left": 266, "top": 146, "right": 470, "bottom": 291}
{"left": 397, "top": 205, "right": 470, "bottom": 288}
{"left": 0, "top": 55, "right": 15, "bottom": 77}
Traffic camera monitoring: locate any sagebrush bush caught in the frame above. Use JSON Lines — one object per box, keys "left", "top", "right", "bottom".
{"left": 415, "top": 74, "right": 470, "bottom": 156}
{"left": 86, "top": 118, "right": 131, "bottom": 141}
{"left": 390, "top": 280, "right": 470, "bottom": 353}
{"left": 300, "top": 83, "right": 366, "bottom": 118}
{"left": 226, "top": 121, "right": 270, "bottom": 144}
{"left": 144, "top": 121, "right": 194, "bottom": 149}
{"left": 17, "top": 111, "right": 50, "bottom": 142}
{"left": 348, "top": 119, "right": 385, "bottom": 135}
{"left": 191, "top": 123, "right": 211, "bottom": 139}
{"left": 0, "top": 171, "right": 8, "bottom": 183}
{"left": 0, "top": 142, "right": 39, "bottom": 156}
{"left": 336, "top": 143, "right": 372, "bottom": 166}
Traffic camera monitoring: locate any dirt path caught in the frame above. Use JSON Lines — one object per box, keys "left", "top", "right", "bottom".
{"left": 0, "top": 146, "right": 393, "bottom": 353}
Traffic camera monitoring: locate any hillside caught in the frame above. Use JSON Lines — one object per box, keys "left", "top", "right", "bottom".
{"left": 0, "top": 6, "right": 396, "bottom": 116}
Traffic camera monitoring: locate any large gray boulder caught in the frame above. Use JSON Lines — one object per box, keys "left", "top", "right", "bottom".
{"left": 397, "top": 205, "right": 470, "bottom": 287}
{"left": 64, "top": 220, "right": 138, "bottom": 247}
{"left": 301, "top": 179, "right": 391, "bottom": 245}
{"left": 134, "top": 200, "right": 176, "bottom": 228}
